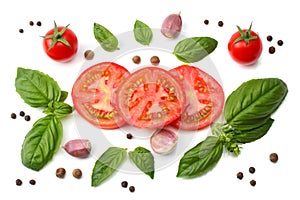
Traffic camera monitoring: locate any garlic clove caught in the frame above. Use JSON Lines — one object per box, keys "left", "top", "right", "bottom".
{"left": 63, "top": 139, "right": 91, "bottom": 158}
{"left": 161, "top": 12, "right": 182, "bottom": 39}
{"left": 150, "top": 128, "right": 178, "bottom": 154}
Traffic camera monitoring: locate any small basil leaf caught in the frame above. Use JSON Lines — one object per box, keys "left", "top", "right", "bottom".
{"left": 21, "top": 115, "right": 63, "bottom": 171}
{"left": 59, "top": 91, "right": 68, "bottom": 102}
{"left": 232, "top": 118, "right": 274, "bottom": 143}
{"left": 15, "top": 67, "right": 61, "bottom": 108}
{"left": 177, "top": 136, "right": 223, "bottom": 178}
{"left": 134, "top": 20, "right": 153, "bottom": 45}
{"left": 92, "top": 147, "right": 127, "bottom": 187}
{"left": 173, "top": 37, "right": 218, "bottom": 63}
{"left": 129, "top": 146, "right": 154, "bottom": 179}
{"left": 224, "top": 78, "right": 288, "bottom": 131}
{"left": 93, "top": 23, "right": 119, "bottom": 52}
{"left": 43, "top": 101, "right": 73, "bottom": 118}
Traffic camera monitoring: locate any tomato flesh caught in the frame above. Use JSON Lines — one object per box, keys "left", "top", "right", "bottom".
{"left": 72, "top": 62, "right": 129, "bottom": 129}
{"left": 115, "top": 67, "right": 185, "bottom": 129}
{"left": 170, "top": 65, "right": 224, "bottom": 130}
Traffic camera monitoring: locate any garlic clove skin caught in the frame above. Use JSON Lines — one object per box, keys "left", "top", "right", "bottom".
{"left": 161, "top": 13, "right": 182, "bottom": 39}
{"left": 150, "top": 128, "right": 178, "bottom": 154}
{"left": 63, "top": 139, "right": 91, "bottom": 158}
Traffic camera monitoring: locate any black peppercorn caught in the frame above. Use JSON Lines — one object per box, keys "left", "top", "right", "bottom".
{"left": 269, "top": 46, "right": 276, "bottom": 54}
{"left": 24, "top": 115, "right": 31, "bottom": 121}
{"left": 84, "top": 50, "right": 94, "bottom": 60}
{"left": 236, "top": 172, "right": 243, "bottom": 180}
{"left": 250, "top": 179, "right": 256, "bottom": 186}
{"left": 270, "top": 153, "right": 278, "bottom": 163}
{"left": 121, "top": 181, "right": 128, "bottom": 188}
{"left": 249, "top": 167, "right": 255, "bottom": 174}
{"left": 72, "top": 168, "right": 82, "bottom": 179}
{"left": 277, "top": 40, "right": 284, "bottom": 46}
{"left": 56, "top": 167, "right": 66, "bottom": 178}
{"left": 150, "top": 56, "right": 160, "bottom": 65}
{"left": 129, "top": 185, "right": 135, "bottom": 192}
{"left": 19, "top": 111, "right": 25, "bottom": 117}
{"left": 267, "top": 35, "right": 273, "bottom": 41}
{"left": 29, "top": 21, "right": 34, "bottom": 26}
{"left": 126, "top": 133, "right": 133, "bottom": 139}
{"left": 218, "top": 21, "right": 224, "bottom": 27}
{"left": 16, "top": 179, "right": 22, "bottom": 186}
{"left": 204, "top": 19, "right": 209, "bottom": 25}
{"left": 11, "top": 113, "right": 17, "bottom": 119}
{"left": 19, "top": 29, "right": 24, "bottom": 33}
{"left": 29, "top": 179, "right": 36, "bottom": 185}
{"left": 132, "top": 55, "right": 141, "bottom": 64}
{"left": 36, "top": 21, "right": 42, "bottom": 26}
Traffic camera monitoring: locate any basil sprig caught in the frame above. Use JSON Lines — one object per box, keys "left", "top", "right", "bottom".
{"left": 93, "top": 22, "right": 119, "bottom": 52}
{"left": 177, "top": 78, "right": 288, "bottom": 178}
{"left": 173, "top": 37, "right": 218, "bottom": 63}
{"left": 133, "top": 20, "right": 153, "bottom": 45}
{"left": 15, "top": 67, "right": 73, "bottom": 171}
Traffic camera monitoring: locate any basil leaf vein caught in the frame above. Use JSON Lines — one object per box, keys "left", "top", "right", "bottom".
{"left": 129, "top": 146, "right": 155, "bottom": 179}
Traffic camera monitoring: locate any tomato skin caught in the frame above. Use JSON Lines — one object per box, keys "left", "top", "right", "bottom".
{"left": 71, "top": 62, "right": 129, "bottom": 129}
{"left": 228, "top": 29, "right": 262, "bottom": 65}
{"left": 43, "top": 26, "right": 78, "bottom": 62}
{"left": 170, "top": 65, "right": 224, "bottom": 130}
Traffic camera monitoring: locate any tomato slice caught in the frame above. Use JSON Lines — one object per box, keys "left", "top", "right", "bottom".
{"left": 169, "top": 65, "right": 224, "bottom": 130}
{"left": 71, "top": 62, "right": 130, "bottom": 129}
{"left": 115, "top": 67, "right": 185, "bottom": 129}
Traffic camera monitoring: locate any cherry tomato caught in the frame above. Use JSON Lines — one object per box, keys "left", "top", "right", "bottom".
{"left": 228, "top": 23, "right": 262, "bottom": 65}
{"left": 169, "top": 65, "right": 224, "bottom": 130}
{"left": 115, "top": 67, "right": 185, "bottom": 129}
{"left": 71, "top": 62, "right": 130, "bottom": 129}
{"left": 43, "top": 21, "right": 78, "bottom": 62}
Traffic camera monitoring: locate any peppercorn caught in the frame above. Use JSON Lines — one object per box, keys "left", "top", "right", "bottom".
{"left": 11, "top": 113, "right": 17, "bottom": 119}
{"left": 269, "top": 153, "right": 278, "bottom": 163}
{"left": 269, "top": 46, "right": 276, "bottom": 54}
{"left": 29, "top": 179, "right": 36, "bottom": 185}
{"left": 121, "top": 181, "right": 128, "bottom": 188}
{"left": 132, "top": 55, "right": 141, "bottom": 64}
{"left": 250, "top": 180, "right": 256, "bottom": 186}
{"left": 56, "top": 167, "right": 66, "bottom": 178}
{"left": 29, "top": 21, "right": 34, "bottom": 26}
{"left": 84, "top": 50, "right": 94, "bottom": 60}
{"left": 19, "top": 29, "right": 24, "bottom": 33}
{"left": 16, "top": 179, "right": 22, "bottom": 186}
{"left": 19, "top": 111, "right": 25, "bottom": 117}
{"left": 126, "top": 133, "right": 133, "bottom": 139}
{"left": 236, "top": 172, "right": 243, "bottom": 180}
{"left": 249, "top": 167, "right": 255, "bottom": 174}
{"left": 267, "top": 35, "right": 273, "bottom": 42}
{"left": 129, "top": 185, "right": 135, "bottom": 192}
{"left": 72, "top": 168, "right": 82, "bottom": 179}
{"left": 24, "top": 115, "right": 31, "bottom": 121}
{"left": 204, "top": 19, "right": 209, "bottom": 25}
{"left": 218, "top": 21, "right": 224, "bottom": 27}
{"left": 36, "top": 21, "right": 42, "bottom": 26}
{"left": 277, "top": 40, "right": 284, "bottom": 46}
{"left": 150, "top": 56, "right": 160, "bottom": 65}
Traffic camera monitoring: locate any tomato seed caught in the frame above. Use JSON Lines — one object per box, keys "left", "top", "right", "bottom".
{"left": 19, "top": 29, "right": 24, "bottom": 33}
{"left": 129, "top": 186, "right": 135, "bottom": 192}
{"left": 132, "top": 55, "right": 141, "bottom": 64}
{"left": 36, "top": 21, "right": 42, "bottom": 26}
{"left": 11, "top": 113, "right": 17, "bottom": 119}
{"left": 277, "top": 40, "right": 284, "bottom": 46}
{"left": 121, "top": 181, "right": 128, "bottom": 188}
{"left": 269, "top": 46, "right": 276, "bottom": 54}
{"left": 269, "top": 153, "right": 278, "bottom": 163}
{"left": 267, "top": 35, "right": 273, "bottom": 41}
{"left": 249, "top": 167, "right": 255, "bottom": 174}
{"left": 236, "top": 172, "right": 243, "bottom": 180}
{"left": 204, "top": 19, "right": 209, "bottom": 25}
{"left": 218, "top": 21, "right": 224, "bottom": 27}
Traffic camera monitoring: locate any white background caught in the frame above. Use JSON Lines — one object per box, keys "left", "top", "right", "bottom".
{"left": 0, "top": 0, "right": 299, "bottom": 199}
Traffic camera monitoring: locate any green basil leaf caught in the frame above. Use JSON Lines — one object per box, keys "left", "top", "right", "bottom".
{"left": 224, "top": 78, "right": 288, "bottom": 131}
{"left": 15, "top": 67, "right": 61, "bottom": 108}
{"left": 59, "top": 91, "right": 68, "bottom": 102}
{"left": 173, "top": 37, "right": 218, "bottom": 63}
{"left": 134, "top": 20, "right": 153, "bottom": 45}
{"left": 21, "top": 115, "right": 63, "bottom": 171}
{"left": 93, "top": 23, "right": 119, "bottom": 52}
{"left": 177, "top": 136, "right": 223, "bottom": 178}
{"left": 43, "top": 101, "right": 73, "bottom": 119}
{"left": 92, "top": 147, "right": 127, "bottom": 187}
{"left": 129, "top": 146, "right": 154, "bottom": 179}
{"left": 232, "top": 118, "right": 274, "bottom": 143}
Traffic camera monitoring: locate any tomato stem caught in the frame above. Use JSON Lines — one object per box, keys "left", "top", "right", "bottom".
{"left": 41, "top": 21, "right": 71, "bottom": 50}
{"left": 233, "top": 22, "right": 258, "bottom": 45}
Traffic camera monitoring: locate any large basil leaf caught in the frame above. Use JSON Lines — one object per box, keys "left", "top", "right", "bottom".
{"left": 224, "top": 78, "right": 288, "bottom": 131}
{"left": 134, "top": 20, "right": 153, "bottom": 45}
{"left": 93, "top": 23, "right": 119, "bottom": 52}
{"left": 177, "top": 136, "right": 223, "bottom": 178}
{"left": 232, "top": 118, "right": 274, "bottom": 143}
{"left": 129, "top": 146, "right": 154, "bottom": 179}
{"left": 15, "top": 67, "right": 61, "bottom": 108}
{"left": 173, "top": 37, "right": 218, "bottom": 63}
{"left": 92, "top": 147, "right": 127, "bottom": 187}
{"left": 21, "top": 115, "right": 63, "bottom": 171}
